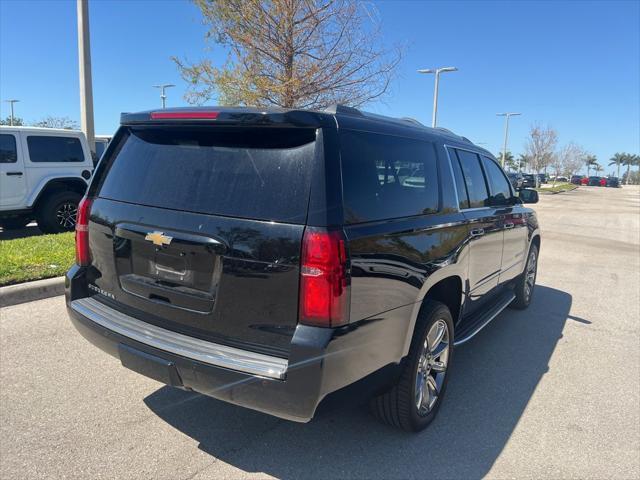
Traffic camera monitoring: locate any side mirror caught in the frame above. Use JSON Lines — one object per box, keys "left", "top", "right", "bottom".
{"left": 519, "top": 188, "right": 539, "bottom": 204}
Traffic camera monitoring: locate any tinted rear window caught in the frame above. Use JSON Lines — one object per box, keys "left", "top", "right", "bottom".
{"left": 98, "top": 127, "right": 315, "bottom": 223}
{"left": 481, "top": 155, "right": 513, "bottom": 206}
{"left": 27, "top": 135, "right": 84, "bottom": 162}
{"left": 454, "top": 149, "right": 490, "bottom": 208}
{"left": 340, "top": 130, "right": 439, "bottom": 224}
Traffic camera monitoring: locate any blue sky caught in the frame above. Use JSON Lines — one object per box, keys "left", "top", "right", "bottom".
{"left": 1, "top": 0, "right": 638, "bottom": 173}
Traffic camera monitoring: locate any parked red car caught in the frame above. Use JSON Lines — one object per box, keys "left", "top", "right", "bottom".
{"left": 599, "top": 177, "right": 607, "bottom": 187}
{"left": 580, "top": 177, "right": 589, "bottom": 185}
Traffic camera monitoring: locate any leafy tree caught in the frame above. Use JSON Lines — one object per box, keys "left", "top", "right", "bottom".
{"left": 524, "top": 124, "right": 557, "bottom": 173}
{"left": 173, "top": 0, "right": 402, "bottom": 108}
{"left": 0, "top": 116, "right": 24, "bottom": 126}
{"left": 584, "top": 155, "right": 597, "bottom": 176}
{"left": 32, "top": 116, "right": 79, "bottom": 129}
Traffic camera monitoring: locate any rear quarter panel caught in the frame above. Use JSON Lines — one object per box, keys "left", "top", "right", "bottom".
{"left": 340, "top": 130, "right": 469, "bottom": 369}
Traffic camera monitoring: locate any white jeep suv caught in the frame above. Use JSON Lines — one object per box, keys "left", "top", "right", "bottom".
{"left": 0, "top": 126, "right": 94, "bottom": 233}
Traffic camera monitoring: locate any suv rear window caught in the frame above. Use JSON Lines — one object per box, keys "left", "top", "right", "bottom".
{"left": 481, "top": 155, "right": 513, "bottom": 205}
{"left": 98, "top": 127, "right": 316, "bottom": 224}
{"left": 27, "top": 136, "right": 84, "bottom": 162}
{"left": 452, "top": 149, "right": 490, "bottom": 208}
{"left": 340, "top": 130, "right": 439, "bottom": 224}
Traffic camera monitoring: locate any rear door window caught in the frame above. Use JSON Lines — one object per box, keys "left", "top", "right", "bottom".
{"left": 481, "top": 155, "right": 513, "bottom": 206}
{"left": 0, "top": 134, "right": 17, "bottom": 163}
{"left": 340, "top": 130, "right": 439, "bottom": 223}
{"left": 454, "top": 149, "right": 490, "bottom": 208}
{"left": 98, "top": 127, "right": 316, "bottom": 224}
{"left": 27, "top": 136, "right": 84, "bottom": 163}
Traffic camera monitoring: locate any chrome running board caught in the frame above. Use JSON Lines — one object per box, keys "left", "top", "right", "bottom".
{"left": 453, "top": 291, "right": 516, "bottom": 346}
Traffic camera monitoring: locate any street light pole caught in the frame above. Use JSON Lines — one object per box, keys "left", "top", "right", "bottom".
{"left": 77, "top": 0, "right": 95, "bottom": 155}
{"left": 417, "top": 67, "right": 458, "bottom": 127}
{"left": 496, "top": 112, "right": 521, "bottom": 168}
{"left": 4, "top": 99, "right": 19, "bottom": 126}
{"left": 153, "top": 84, "right": 175, "bottom": 109}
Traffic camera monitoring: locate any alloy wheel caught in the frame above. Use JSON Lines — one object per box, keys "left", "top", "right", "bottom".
{"left": 415, "top": 319, "right": 450, "bottom": 416}
{"left": 56, "top": 202, "right": 78, "bottom": 229}
{"left": 524, "top": 249, "right": 537, "bottom": 301}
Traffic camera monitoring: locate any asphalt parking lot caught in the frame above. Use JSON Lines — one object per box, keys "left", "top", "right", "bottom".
{"left": 1, "top": 185, "right": 639, "bottom": 480}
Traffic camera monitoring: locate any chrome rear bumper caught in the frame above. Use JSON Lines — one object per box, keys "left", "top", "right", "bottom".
{"left": 69, "top": 297, "right": 288, "bottom": 380}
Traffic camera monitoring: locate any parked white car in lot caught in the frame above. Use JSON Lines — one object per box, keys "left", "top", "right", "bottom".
{"left": 0, "top": 126, "right": 93, "bottom": 232}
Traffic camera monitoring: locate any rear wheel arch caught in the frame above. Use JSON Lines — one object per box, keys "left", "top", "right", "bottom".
{"left": 32, "top": 178, "right": 88, "bottom": 209}
{"left": 32, "top": 179, "right": 87, "bottom": 233}
{"left": 531, "top": 234, "right": 541, "bottom": 252}
{"left": 421, "top": 276, "right": 463, "bottom": 327}
{"left": 408, "top": 276, "right": 463, "bottom": 348}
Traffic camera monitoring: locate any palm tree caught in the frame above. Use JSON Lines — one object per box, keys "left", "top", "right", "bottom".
{"left": 584, "top": 155, "right": 598, "bottom": 176}
{"left": 594, "top": 163, "right": 603, "bottom": 176}
{"left": 622, "top": 153, "right": 640, "bottom": 185}
{"left": 609, "top": 152, "right": 626, "bottom": 179}
{"left": 517, "top": 154, "right": 530, "bottom": 173}
{"left": 497, "top": 151, "right": 515, "bottom": 171}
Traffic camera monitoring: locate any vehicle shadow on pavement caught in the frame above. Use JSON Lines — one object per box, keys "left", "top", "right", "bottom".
{"left": 0, "top": 224, "right": 41, "bottom": 241}
{"left": 144, "top": 285, "right": 570, "bottom": 480}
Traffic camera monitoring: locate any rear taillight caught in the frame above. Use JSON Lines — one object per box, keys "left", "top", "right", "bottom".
{"left": 299, "top": 228, "right": 349, "bottom": 327}
{"left": 75, "top": 197, "right": 93, "bottom": 266}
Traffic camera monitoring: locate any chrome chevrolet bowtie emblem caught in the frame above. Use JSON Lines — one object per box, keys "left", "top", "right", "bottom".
{"left": 145, "top": 231, "right": 173, "bottom": 247}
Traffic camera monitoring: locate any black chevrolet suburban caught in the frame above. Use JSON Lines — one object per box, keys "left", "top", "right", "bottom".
{"left": 66, "top": 105, "right": 541, "bottom": 432}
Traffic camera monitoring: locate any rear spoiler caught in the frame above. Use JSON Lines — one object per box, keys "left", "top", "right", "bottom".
{"left": 120, "top": 107, "right": 334, "bottom": 128}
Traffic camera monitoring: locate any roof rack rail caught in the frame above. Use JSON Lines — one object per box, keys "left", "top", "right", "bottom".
{"left": 323, "top": 104, "right": 363, "bottom": 116}
{"left": 400, "top": 117, "right": 425, "bottom": 127}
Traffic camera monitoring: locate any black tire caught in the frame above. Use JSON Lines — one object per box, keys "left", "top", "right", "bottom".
{"left": 510, "top": 243, "right": 539, "bottom": 310}
{"left": 369, "top": 300, "right": 454, "bottom": 432}
{"left": 35, "top": 191, "right": 82, "bottom": 233}
{"left": 0, "top": 216, "right": 30, "bottom": 230}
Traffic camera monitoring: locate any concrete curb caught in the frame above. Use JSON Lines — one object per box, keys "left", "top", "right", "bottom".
{"left": 0, "top": 277, "right": 65, "bottom": 308}
{"left": 538, "top": 186, "right": 579, "bottom": 195}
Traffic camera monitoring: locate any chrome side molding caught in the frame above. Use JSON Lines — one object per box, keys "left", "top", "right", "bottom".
{"left": 71, "top": 297, "right": 288, "bottom": 380}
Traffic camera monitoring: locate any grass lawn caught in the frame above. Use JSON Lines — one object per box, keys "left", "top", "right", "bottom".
{"left": 0, "top": 232, "right": 75, "bottom": 286}
{"left": 536, "top": 182, "right": 578, "bottom": 193}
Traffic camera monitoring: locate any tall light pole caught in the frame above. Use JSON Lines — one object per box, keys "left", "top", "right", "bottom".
{"left": 496, "top": 112, "right": 521, "bottom": 168}
{"left": 417, "top": 67, "right": 458, "bottom": 127}
{"left": 153, "top": 84, "right": 175, "bottom": 109}
{"left": 77, "top": 0, "right": 95, "bottom": 155}
{"left": 4, "top": 99, "right": 19, "bottom": 126}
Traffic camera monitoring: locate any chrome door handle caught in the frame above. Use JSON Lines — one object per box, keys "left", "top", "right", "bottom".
{"left": 470, "top": 228, "right": 485, "bottom": 237}
{"left": 6, "top": 171, "right": 23, "bottom": 176}
{"left": 504, "top": 223, "right": 515, "bottom": 229}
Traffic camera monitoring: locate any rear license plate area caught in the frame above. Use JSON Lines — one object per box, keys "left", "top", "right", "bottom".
{"left": 152, "top": 251, "right": 189, "bottom": 283}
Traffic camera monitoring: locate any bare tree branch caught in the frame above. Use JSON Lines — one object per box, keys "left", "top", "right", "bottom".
{"left": 173, "top": 0, "right": 402, "bottom": 109}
